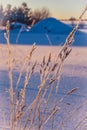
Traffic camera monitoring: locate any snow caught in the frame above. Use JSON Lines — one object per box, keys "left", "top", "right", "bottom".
{"left": 29, "top": 17, "right": 72, "bottom": 34}
{"left": 0, "top": 17, "right": 87, "bottom": 46}
{"left": 0, "top": 17, "right": 87, "bottom": 129}
{"left": 0, "top": 44, "right": 87, "bottom": 129}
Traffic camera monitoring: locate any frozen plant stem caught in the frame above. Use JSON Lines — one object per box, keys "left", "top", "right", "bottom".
{"left": 3, "top": 6, "right": 87, "bottom": 130}
{"left": 58, "top": 6, "right": 87, "bottom": 63}
{"left": 4, "top": 21, "right": 14, "bottom": 130}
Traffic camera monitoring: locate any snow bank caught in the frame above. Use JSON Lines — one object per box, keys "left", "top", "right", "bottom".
{"left": 0, "top": 17, "right": 87, "bottom": 46}
{"left": 29, "top": 17, "right": 72, "bottom": 34}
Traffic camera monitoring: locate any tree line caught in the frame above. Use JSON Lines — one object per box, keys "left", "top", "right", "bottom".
{"left": 0, "top": 2, "right": 51, "bottom": 26}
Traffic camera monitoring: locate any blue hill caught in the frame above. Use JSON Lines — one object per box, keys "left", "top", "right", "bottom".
{"left": 29, "top": 17, "right": 72, "bottom": 34}
{"left": 0, "top": 17, "right": 87, "bottom": 46}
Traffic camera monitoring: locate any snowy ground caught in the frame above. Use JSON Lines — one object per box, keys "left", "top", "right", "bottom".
{"left": 0, "top": 44, "right": 87, "bottom": 130}
{"left": 0, "top": 18, "right": 87, "bottom": 46}
{"left": 0, "top": 18, "right": 87, "bottom": 129}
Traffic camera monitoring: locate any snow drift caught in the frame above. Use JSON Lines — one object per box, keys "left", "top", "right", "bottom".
{"left": 29, "top": 17, "right": 72, "bottom": 34}
{"left": 0, "top": 17, "right": 87, "bottom": 46}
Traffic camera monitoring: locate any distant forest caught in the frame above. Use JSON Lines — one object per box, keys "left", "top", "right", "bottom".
{"left": 0, "top": 2, "right": 51, "bottom": 26}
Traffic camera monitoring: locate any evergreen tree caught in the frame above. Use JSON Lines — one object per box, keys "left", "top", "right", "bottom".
{"left": 0, "top": 5, "right": 4, "bottom": 25}
{"left": 3, "top": 2, "right": 32, "bottom": 25}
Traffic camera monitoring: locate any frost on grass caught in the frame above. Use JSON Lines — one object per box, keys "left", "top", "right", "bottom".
{"left": 0, "top": 7, "right": 87, "bottom": 130}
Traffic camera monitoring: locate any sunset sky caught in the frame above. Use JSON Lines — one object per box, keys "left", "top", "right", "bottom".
{"left": 0, "top": 0, "right": 87, "bottom": 19}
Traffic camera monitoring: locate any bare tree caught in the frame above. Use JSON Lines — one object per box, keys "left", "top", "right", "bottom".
{"left": 69, "top": 17, "right": 76, "bottom": 27}
{"left": 32, "top": 7, "right": 51, "bottom": 23}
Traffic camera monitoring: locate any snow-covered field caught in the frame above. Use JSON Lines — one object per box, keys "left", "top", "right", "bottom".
{"left": 0, "top": 44, "right": 87, "bottom": 130}
{"left": 0, "top": 18, "right": 87, "bottom": 129}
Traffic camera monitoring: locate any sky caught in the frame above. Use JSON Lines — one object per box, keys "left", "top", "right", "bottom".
{"left": 0, "top": 0, "right": 87, "bottom": 19}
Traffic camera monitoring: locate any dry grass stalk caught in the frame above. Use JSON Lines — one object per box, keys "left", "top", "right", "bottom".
{"left": 3, "top": 6, "right": 87, "bottom": 130}
{"left": 16, "top": 43, "right": 36, "bottom": 89}
{"left": 23, "top": 12, "right": 84, "bottom": 128}
{"left": 60, "top": 87, "right": 78, "bottom": 102}
{"left": 43, "top": 106, "right": 58, "bottom": 125}
{"left": 16, "top": 61, "right": 37, "bottom": 120}
{"left": 4, "top": 20, "right": 14, "bottom": 130}
{"left": 14, "top": 62, "right": 37, "bottom": 129}
{"left": 37, "top": 106, "right": 42, "bottom": 130}
{"left": 74, "top": 116, "right": 87, "bottom": 130}
{"left": 40, "top": 53, "right": 51, "bottom": 82}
